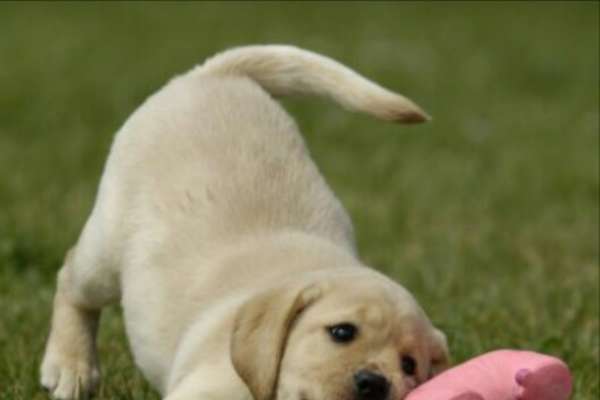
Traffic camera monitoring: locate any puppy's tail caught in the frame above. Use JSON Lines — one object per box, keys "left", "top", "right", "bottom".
{"left": 197, "top": 45, "right": 430, "bottom": 123}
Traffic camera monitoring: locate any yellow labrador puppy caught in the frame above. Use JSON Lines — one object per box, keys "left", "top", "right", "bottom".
{"left": 41, "top": 45, "right": 449, "bottom": 400}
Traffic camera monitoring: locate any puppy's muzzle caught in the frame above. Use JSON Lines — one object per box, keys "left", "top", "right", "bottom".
{"left": 354, "top": 370, "right": 390, "bottom": 400}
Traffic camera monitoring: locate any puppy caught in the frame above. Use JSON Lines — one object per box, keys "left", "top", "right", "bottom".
{"left": 40, "top": 45, "right": 449, "bottom": 400}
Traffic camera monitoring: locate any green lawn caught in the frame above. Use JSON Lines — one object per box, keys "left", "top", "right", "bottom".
{"left": 0, "top": 2, "right": 598, "bottom": 399}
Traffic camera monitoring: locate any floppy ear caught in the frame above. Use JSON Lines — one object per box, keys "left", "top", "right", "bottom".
{"left": 230, "top": 283, "right": 322, "bottom": 400}
{"left": 429, "top": 328, "right": 451, "bottom": 377}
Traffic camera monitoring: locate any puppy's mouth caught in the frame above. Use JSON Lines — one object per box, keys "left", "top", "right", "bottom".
{"left": 298, "top": 391, "right": 310, "bottom": 400}
{"left": 292, "top": 388, "right": 349, "bottom": 400}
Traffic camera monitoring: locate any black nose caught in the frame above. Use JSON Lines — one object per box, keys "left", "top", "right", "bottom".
{"left": 354, "top": 370, "right": 390, "bottom": 400}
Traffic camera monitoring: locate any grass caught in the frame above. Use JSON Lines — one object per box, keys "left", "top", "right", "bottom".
{"left": 0, "top": 1, "right": 598, "bottom": 399}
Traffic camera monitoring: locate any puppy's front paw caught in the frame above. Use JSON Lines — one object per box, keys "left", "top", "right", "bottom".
{"left": 40, "top": 349, "right": 100, "bottom": 400}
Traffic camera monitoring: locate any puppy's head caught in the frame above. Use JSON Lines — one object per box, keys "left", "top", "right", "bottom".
{"left": 231, "top": 269, "right": 449, "bottom": 400}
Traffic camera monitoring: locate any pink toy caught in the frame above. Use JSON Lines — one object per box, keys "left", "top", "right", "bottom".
{"left": 406, "top": 349, "right": 572, "bottom": 400}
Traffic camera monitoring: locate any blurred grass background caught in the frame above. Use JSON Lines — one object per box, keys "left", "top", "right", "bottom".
{"left": 0, "top": 1, "right": 598, "bottom": 399}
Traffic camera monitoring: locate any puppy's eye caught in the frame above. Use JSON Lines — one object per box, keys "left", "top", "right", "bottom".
{"left": 327, "top": 323, "right": 357, "bottom": 343}
{"left": 401, "top": 355, "right": 417, "bottom": 376}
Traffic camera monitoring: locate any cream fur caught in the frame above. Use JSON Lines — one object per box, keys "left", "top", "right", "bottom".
{"left": 40, "top": 45, "right": 446, "bottom": 400}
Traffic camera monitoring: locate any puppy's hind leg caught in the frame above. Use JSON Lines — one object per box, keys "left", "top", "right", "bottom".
{"left": 41, "top": 214, "right": 121, "bottom": 399}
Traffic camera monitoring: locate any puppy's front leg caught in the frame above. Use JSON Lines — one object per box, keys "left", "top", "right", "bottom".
{"left": 164, "top": 393, "right": 242, "bottom": 400}
{"left": 164, "top": 367, "right": 252, "bottom": 400}
{"left": 164, "top": 387, "right": 251, "bottom": 400}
